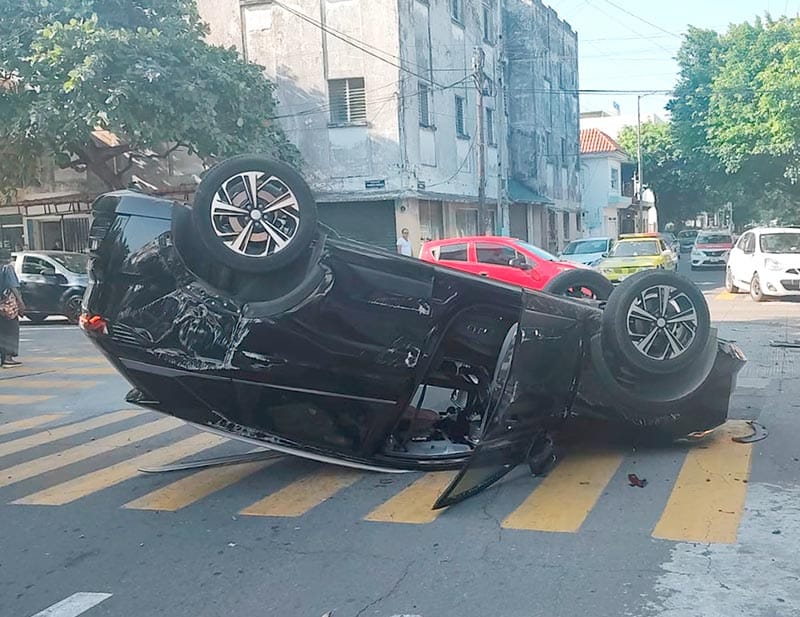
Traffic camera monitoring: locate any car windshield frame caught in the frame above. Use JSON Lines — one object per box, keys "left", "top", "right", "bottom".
{"left": 514, "top": 240, "right": 558, "bottom": 261}
{"left": 609, "top": 240, "right": 661, "bottom": 258}
{"left": 696, "top": 234, "right": 732, "bottom": 245}
{"left": 759, "top": 232, "right": 800, "bottom": 254}
{"left": 562, "top": 239, "right": 609, "bottom": 255}
{"left": 48, "top": 253, "right": 89, "bottom": 273}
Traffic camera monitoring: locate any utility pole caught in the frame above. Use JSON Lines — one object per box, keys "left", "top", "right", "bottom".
{"left": 473, "top": 46, "right": 489, "bottom": 235}
{"left": 636, "top": 94, "right": 644, "bottom": 233}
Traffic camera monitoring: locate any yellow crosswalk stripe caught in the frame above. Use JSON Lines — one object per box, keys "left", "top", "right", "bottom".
{"left": 61, "top": 367, "right": 117, "bottom": 376}
{"left": 364, "top": 471, "right": 457, "bottom": 524}
{"left": 0, "top": 414, "right": 65, "bottom": 437}
{"left": 12, "top": 432, "right": 227, "bottom": 506}
{"left": 714, "top": 291, "right": 738, "bottom": 300}
{"left": 0, "top": 394, "right": 54, "bottom": 405}
{"left": 652, "top": 421, "right": 753, "bottom": 544}
{"left": 0, "top": 410, "right": 140, "bottom": 458}
{"left": 0, "top": 417, "right": 182, "bottom": 489}
{"left": 240, "top": 467, "right": 363, "bottom": 517}
{"left": 124, "top": 459, "right": 275, "bottom": 512}
{"left": 502, "top": 450, "right": 624, "bottom": 532}
{"left": 1, "top": 380, "right": 98, "bottom": 390}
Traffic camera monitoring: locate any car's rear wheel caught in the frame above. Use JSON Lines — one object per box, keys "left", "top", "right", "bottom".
{"left": 602, "top": 270, "right": 710, "bottom": 375}
{"left": 191, "top": 155, "right": 318, "bottom": 273}
{"left": 750, "top": 273, "right": 767, "bottom": 302}
{"left": 542, "top": 268, "right": 614, "bottom": 301}
{"left": 725, "top": 267, "right": 740, "bottom": 293}
{"left": 63, "top": 294, "right": 83, "bottom": 325}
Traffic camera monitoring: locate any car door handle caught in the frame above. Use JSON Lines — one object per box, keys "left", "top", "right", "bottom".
{"left": 478, "top": 271, "right": 489, "bottom": 276}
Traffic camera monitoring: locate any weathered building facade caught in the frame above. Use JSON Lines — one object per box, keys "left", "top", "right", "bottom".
{"left": 198, "top": 0, "right": 579, "bottom": 255}
{"left": 503, "top": 0, "right": 580, "bottom": 254}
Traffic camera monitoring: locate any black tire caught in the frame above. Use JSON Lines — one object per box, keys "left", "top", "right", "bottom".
{"left": 63, "top": 294, "right": 83, "bottom": 325}
{"left": 750, "top": 273, "right": 766, "bottom": 302}
{"left": 191, "top": 155, "right": 318, "bottom": 274}
{"left": 25, "top": 313, "right": 47, "bottom": 323}
{"left": 724, "top": 267, "right": 740, "bottom": 293}
{"left": 542, "top": 268, "right": 614, "bottom": 301}
{"left": 602, "top": 269, "right": 711, "bottom": 376}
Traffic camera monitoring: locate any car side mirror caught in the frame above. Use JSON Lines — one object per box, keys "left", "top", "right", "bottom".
{"left": 602, "top": 252, "right": 609, "bottom": 258}
{"left": 510, "top": 258, "right": 532, "bottom": 270}
{"left": 40, "top": 267, "right": 56, "bottom": 277}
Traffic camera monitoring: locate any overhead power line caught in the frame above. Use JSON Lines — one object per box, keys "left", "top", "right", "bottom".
{"left": 599, "top": 0, "right": 683, "bottom": 39}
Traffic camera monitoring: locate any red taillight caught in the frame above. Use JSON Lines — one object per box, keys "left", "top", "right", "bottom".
{"left": 79, "top": 313, "right": 108, "bottom": 334}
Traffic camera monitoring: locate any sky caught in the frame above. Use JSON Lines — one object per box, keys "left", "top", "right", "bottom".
{"left": 554, "top": 0, "right": 800, "bottom": 120}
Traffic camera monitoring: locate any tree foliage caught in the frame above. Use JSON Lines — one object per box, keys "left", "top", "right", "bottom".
{"left": 666, "top": 15, "right": 800, "bottom": 227}
{"left": 0, "top": 0, "right": 300, "bottom": 195}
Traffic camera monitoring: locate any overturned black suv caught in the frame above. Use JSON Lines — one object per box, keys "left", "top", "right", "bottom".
{"left": 80, "top": 156, "right": 745, "bottom": 508}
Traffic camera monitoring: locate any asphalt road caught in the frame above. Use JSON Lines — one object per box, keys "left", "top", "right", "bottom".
{"left": 1, "top": 261, "right": 799, "bottom": 617}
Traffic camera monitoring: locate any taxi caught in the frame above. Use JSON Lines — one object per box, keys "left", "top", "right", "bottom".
{"left": 595, "top": 232, "right": 677, "bottom": 283}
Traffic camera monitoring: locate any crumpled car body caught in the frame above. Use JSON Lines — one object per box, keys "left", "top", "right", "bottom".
{"left": 80, "top": 163, "right": 746, "bottom": 509}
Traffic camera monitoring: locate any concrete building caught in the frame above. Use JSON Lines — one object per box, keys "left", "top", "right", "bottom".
{"left": 503, "top": 0, "right": 581, "bottom": 254}
{"left": 198, "top": 0, "right": 580, "bottom": 255}
{"left": 579, "top": 128, "right": 633, "bottom": 238}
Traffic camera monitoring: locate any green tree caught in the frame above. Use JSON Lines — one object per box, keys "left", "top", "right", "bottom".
{"left": 0, "top": 0, "right": 299, "bottom": 196}
{"left": 617, "top": 122, "right": 708, "bottom": 226}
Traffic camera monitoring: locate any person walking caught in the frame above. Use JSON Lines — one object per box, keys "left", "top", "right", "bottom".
{"left": 0, "top": 248, "right": 24, "bottom": 367}
{"left": 396, "top": 228, "right": 412, "bottom": 257}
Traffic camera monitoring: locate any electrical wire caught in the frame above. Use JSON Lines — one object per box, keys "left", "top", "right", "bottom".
{"left": 598, "top": 0, "right": 682, "bottom": 39}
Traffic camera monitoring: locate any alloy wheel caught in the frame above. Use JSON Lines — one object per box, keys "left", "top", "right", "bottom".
{"left": 625, "top": 284, "right": 698, "bottom": 361}
{"left": 210, "top": 171, "right": 300, "bottom": 257}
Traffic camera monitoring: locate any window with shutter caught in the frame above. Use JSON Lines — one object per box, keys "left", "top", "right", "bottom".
{"left": 328, "top": 78, "right": 367, "bottom": 124}
{"left": 419, "top": 83, "right": 431, "bottom": 127}
{"left": 455, "top": 95, "right": 466, "bottom": 137}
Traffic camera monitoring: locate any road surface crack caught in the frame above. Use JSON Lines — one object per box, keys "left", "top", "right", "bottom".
{"left": 354, "top": 559, "right": 414, "bottom": 617}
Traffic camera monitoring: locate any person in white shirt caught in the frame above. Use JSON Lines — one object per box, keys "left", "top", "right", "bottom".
{"left": 396, "top": 228, "right": 412, "bottom": 256}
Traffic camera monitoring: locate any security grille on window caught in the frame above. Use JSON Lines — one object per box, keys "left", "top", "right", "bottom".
{"left": 419, "top": 83, "right": 431, "bottom": 127}
{"left": 486, "top": 108, "right": 495, "bottom": 145}
{"left": 455, "top": 95, "right": 466, "bottom": 137}
{"left": 451, "top": 0, "right": 462, "bottom": 22}
{"left": 328, "top": 78, "right": 366, "bottom": 124}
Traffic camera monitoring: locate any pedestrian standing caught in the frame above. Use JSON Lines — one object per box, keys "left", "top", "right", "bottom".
{"left": 0, "top": 248, "right": 24, "bottom": 367}
{"left": 396, "top": 228, "right": 412, "bottom": 257}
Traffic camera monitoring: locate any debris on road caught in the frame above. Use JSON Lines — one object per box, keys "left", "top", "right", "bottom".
{"left": 627, "top": 473, "right": 647, "bottom": 488}
{"left": 732, "top": 421, "right": 768, "bottom": 444}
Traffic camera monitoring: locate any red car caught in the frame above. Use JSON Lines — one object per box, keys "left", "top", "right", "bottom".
{"left": 420, "top": 236, "right": 594, "bottom": 292}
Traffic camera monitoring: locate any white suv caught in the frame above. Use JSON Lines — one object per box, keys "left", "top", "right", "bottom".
{"left": 726, "top": 227, "right": 800, "bottom": 302}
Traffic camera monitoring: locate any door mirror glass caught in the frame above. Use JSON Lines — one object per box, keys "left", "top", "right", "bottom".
{"left": 40, "top": 267, "right": 57, "bottom": 277}
{"left": 510, "top": 257, "right": 532, "bottom": 270}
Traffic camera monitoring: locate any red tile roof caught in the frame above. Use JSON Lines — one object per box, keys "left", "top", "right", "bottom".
{"left": 580, "top": 128, "right": 627, "bottom": 155}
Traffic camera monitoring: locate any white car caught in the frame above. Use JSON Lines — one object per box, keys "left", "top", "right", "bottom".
{"left": 726, "top": 227, "right": 800, "bottom": 302}
{"left": 558, "top": 237, "right": 614, "bottom": 267}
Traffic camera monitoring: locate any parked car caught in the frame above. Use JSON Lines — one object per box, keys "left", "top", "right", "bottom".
{"left": 691, "top": 230, "right": 734, "bottom": 269}
{"left": 659, "top": 232, "right": 680, "bottom": 257}
{"left": 11, "top": 251, "right": 88, "bottom": 324}
{"left": 726, "top": 227, "right": 800, "bottom": 302}
{"left": 79, "top": 155, "right": 745, "bottom": 509}
{"left": 557, "top": 237, "right": 615, "bottom": 267}
{"left": 595, "top": 233, "right": 677, "bottom": 283}
{"left": 677, "top": 229, "right": 699, "bottom": 253}
{"left": 419, "top": 236, "right": 612, "bottom": 298}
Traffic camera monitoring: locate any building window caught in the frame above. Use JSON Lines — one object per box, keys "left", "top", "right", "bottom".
{"left": 450, "top": 0, "right": 462, "bottom": 23}
{"left": 419, "top": 82, "right": 431, "bottom": 127}
{"left": 482, "top": 3, "right": 494, "bottom": 43}
{"left": 455, "top": 95, "right": 467, "bottom": 138}
{"left": 610, "top": 167, "right": 620, "bottom": 190}
{"left": 328, "top": 77, "right": 366, "bottom": 125}
{"left": 561, "top": 137, "right": 567, "bottom": 166}
{"left": 486, "top": 108, "right": 495, "bottom": 145}
{"left": 563, "top": 212, "right": 570, "bottom": 240}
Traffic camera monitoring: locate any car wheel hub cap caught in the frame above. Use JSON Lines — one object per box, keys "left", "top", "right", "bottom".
{"left": 210, "top": 171, "right": 300, "bottom": 257}
{"left": 625, "top": 284, "right": 698, "bottom": 361}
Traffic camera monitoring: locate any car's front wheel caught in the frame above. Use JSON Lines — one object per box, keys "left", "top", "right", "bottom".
{"left": 602, "top": 269, "right": 710, "bottom": 376}
{"left": 750, "top": 273, "right": 767, "bottom": 302}
{"left": 191, "top": 155, "right": 318, "bottom": 273}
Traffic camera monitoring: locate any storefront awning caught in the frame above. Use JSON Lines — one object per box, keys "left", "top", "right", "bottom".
{"left": 507, "top": 180, "right": 554, "bottom": 205}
